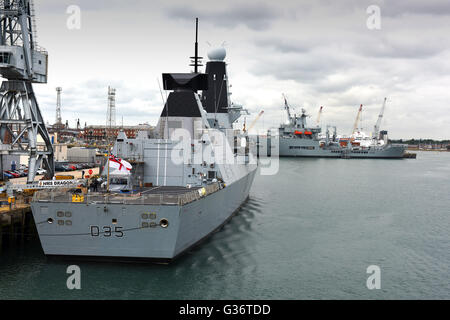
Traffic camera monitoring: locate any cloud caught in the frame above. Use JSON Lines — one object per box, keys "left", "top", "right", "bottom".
{"left": 254, "top": 37, "right": 312, "bottom": 53}
{"left": 36, "top": 0, "right": 146, "bottom": 13}
{"left": 250, "top": 47, "right": 354, "bottom": 85}
{"left": 165, "top": 2, "right": 283, "bottom": 31}
{"left": 9, "top": 0, "right": 448, "bottom": 140}
{"left": 382, "top": 0, "right": 450, "bottom": 17}
{"left": 34, "top": 79, "right": 162, "bottom": 127}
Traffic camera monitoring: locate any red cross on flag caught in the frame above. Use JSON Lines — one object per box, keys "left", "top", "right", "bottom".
{"left": 108, "top": 154, "right": 132, "bottom": 172}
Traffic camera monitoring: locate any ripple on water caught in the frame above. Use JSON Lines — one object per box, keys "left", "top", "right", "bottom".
{"left": 1, "top": 154, "right": 450, "bottom": 299}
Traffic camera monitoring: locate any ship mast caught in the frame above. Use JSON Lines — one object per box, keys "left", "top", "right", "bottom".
{"left": 189, "top": 18, "right": 202, "bottom": 73}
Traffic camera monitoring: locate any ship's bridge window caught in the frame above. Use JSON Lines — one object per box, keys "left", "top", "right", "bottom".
{"left": 208, "top": 171, "right": 216, "bottom": 179}
{"left": 168, "top": 120, "right": 182, "bottom": 128}
{"left": 0, "top": 52, "right": 11, "bottom": 64}
{"left": 110, "top": 178, "right": 128, "bottom": 185}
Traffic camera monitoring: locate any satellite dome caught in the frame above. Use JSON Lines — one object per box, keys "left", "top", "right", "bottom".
{"left": 207, "top": 47, "right": 226, "bottom": 61}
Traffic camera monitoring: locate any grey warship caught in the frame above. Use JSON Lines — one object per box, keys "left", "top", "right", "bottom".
{"left": 262, "top": 97, "right": 406, "bottom": 159}
{"left": 30, "top": 26, "right": 257, "bottom": 262}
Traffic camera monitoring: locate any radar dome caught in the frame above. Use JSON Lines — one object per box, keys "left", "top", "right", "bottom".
{"left": 207, "top": 47, "right": 226, "bottom": 61}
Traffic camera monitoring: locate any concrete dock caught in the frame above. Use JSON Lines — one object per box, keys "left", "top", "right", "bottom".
{"left": 0, "top": 167, "right": 99, "bottom": 252}
{"left": 0, "top": 202, "right": 34, "bottom": 252}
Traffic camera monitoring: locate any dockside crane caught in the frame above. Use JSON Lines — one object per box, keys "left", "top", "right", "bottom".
{"left": 248, "top": 110, "right": 264, "bottom": 132}
{"left": 316, "top": 106, "right": 323, "bottom": 126}
{"left": 372, "top": 97, "right": 387, "bottom": 140}
{"left": 351, "top": 104, "right": 363, "bottom": 136}
{"left": 282, "top": 93, "right": 293, "bottom": 124}
{"left": 0, "top": 0, "right": 54, "bottom": 182}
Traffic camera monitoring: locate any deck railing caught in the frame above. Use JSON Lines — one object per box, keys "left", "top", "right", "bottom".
{"left": 33, "top": 183, "right": 220, "bottom": 206}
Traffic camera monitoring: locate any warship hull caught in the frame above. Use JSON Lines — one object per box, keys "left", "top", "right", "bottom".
{"left": 277, "top": 137, "right": 406, "bottom": 158}
{"left": 30, "top": 168, "right": 257, "bottom": 262}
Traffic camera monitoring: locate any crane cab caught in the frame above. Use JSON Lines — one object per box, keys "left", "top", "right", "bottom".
{"left": 0, "top": 45, "right": 48, "bottom": 83}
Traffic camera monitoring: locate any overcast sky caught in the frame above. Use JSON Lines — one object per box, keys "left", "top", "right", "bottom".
{"left": 13, "top": 0, "right": 450, "bottom": 139}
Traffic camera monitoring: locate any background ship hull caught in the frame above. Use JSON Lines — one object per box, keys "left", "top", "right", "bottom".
{"left": 273, "top": 137, "right": 406, "bottom": 158}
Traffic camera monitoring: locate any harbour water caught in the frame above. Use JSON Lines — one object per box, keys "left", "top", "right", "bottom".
{"left": 0, "top": 151, "right": 449, "bottom": 299}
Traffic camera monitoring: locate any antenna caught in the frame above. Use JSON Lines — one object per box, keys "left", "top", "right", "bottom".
{"left": 55, "top": 87, "right": 62, "bottom": 126}
{"left": 189, "top": 18, "right": 203, "bottom": 73}
{"left": 157, "top": 77, "right": 169, "bottom": 138}
{"left": 107, "top": 86, "right": 116, "bottom": 128}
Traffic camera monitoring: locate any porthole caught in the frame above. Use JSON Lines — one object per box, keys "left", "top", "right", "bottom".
{"left": 112, "top": 218, "right": 117, "bottom": 224}
{"left": 159, "top": 218, "right": 169, "bottom": 228}
{"left": 47, "top": 218, "right": 54, "bottom": 224}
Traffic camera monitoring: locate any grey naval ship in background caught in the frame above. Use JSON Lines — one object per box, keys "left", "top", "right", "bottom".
{"left": 30, "top": 23, "right": 257, "bottom": 262}
{"left": 259, "top": 96, "right": 406, "bottom": 159}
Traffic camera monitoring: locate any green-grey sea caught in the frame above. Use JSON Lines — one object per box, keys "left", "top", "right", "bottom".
{"left": 1, "top": 151, "right": 449, "bottom": 299}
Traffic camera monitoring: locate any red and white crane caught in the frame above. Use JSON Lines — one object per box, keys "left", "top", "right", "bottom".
{"left": 351, "top": 104, "right": 363, "bottom": 136}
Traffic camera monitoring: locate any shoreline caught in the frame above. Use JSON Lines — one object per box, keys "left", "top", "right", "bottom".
{"left": 407, "top": 148, "right": 449, "bottom": 152}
